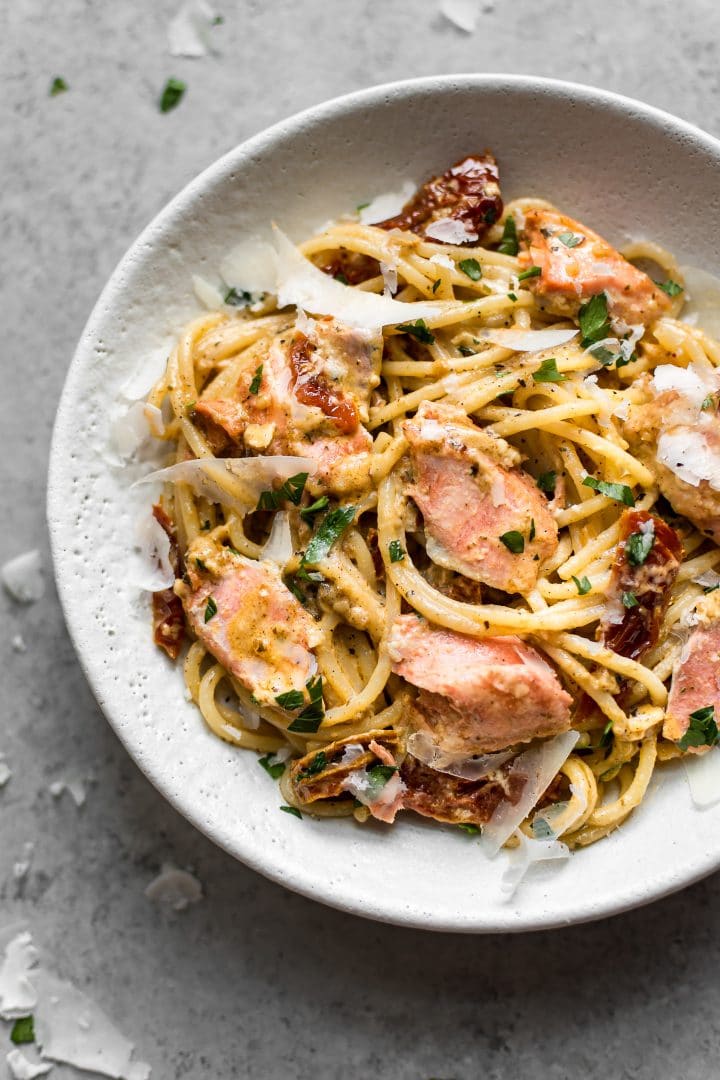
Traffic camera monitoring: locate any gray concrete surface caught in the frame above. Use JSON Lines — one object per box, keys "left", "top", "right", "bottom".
{"left": 4, "top": 1, "right": 720, "bottom": 1076}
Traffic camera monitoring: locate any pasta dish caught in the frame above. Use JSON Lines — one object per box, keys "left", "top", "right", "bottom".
{"left": 136, "top": 152, "right": 720, "bottom": 858}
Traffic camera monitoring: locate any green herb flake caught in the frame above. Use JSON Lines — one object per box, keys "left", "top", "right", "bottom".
{"left": 296, "top": 751, "right": 329, "bottom": 781}
{"left": 204, "top": 596, "right": 217, "bottom": 622}
{"left": 578, "top": 293, "right": 611, "bottom": 347}
{"left": 356, "top": 201, "right": 370, "bottom": 213}
{"left": 159, "top": 77, "right": 186, "bottom": 113}
{"left": 211, "top": 14, "right": 224, "bottom": 24}
{"left": 49, "top": 76, "right": 68, "bottom": 97}
{"left": 397, "top": 318, "right": 435, "bottom": 345}
{"left": 626, "top": 526, "right": 655, "bottom": 567}
{"left": 702, "top": 395, "right": 714, "bottom": 411}
{"left": 622, "top": 591, "right": 638, "bottom": 608}
{"left": 432, "top": 278, "right": 441, "bottom": 294}
{"left": 195, "top": 557, "right": 207, "bottom": 572}
{"left": 507, "top": 292, "right": 518, "bottom": 302}
{"left": 280, "top": 805, "right": 303, "bottom": 819}
{"left": 537, "top": 470, "right": 557, "bottom": 494}
{"left": 678, "top": 705, "right": 719, "bottom": 751}
{"left": 249, "top": 364, "right": 263, "bottom": 394}
{"left": 300, "top": 495, "right": 329, "bottom": 522}
{"left": 256, "top": 472, "right": 308, "bottom": 512}
{"left": 529, "top": 518, "right": 536, "bottom": 542}
{"left": 258, "top": 754, "right": 285, "bottom": 780}
{"left": 533, "top": 357, "right": 567, "bottom": 384}
{"left": 368, "top": 764, "right": 398, "bottom": 784}
{"left": 589, "top": 344, "right": 617, "bottom": 366}
{"left": 659, "top": 278, "right": 683, "bottom": 297}
{"left": 457, "top": 344, "right": 475, "bottom": 357}
{"left": 388, "top": 540, "right": 405, "bottom": 563}
{"left": 334, "top": 271, "right": 349, "bottom": 285}
{"left": 458, "top": 258, "right": 482, "bottom": 281}
{"left": 457, "top": 823, "right": 481, "bottom": 835}
{"left": 582, "top": 475, "right": 636, "bottom": 506}
{"left": 224, "top": 286, "right": 253, "bottom": 307}
{"left": 498, "top": 216, "right": 518, "bottom": 256}
{"left": 275, "top": 688, "right": 305, "bottom": 711}
{"left": 572, "top": 575, "right": 592, "bottom": 596}
{"left": 303, "top": 505, "right": 356, "bottom": 565}
{"left": 10, "top": 1016, "right": 34, "bottom": 1045}
{"left": 499, "top": 530, "right": 524, "bottom": 554}
{"left": 518, "top": 265, "right": 542, "bottom": 281}
{"left": 288, "top": 675, "right": 325, "bottom": 733}
{"left": 557, "top": 230, "right": 583, "bottom": 248}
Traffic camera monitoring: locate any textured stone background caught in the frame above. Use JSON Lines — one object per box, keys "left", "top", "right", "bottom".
{"left": 4, "top": 2, "right": 720, "bottom": 1077}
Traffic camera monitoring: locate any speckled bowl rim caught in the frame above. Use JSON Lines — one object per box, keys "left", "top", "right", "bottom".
{"left": 48, "top": 74, "right": 720, "bottom": 932}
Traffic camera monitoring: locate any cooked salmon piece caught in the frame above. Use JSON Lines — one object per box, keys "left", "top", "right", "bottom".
{"left": 178, "top": 538, "right": 323, "bottom": 706}
{"left": 519, "top": 208, "right": 671, "bottom": 328}
{"left": 404, "top": 400, "right": 558, "bottom": 594}
{"left": 376, "top": 153, "right": 503, "bottom": 244}
{"left": 388, "top": 614, "right": 572, "bottom": 753}
{"left": 600, "top": 509, "right": 683, "bottom": 661}
{"left": 623, "top": 384, "right": 720, "bottom": 543}
{"left": 664, "top": 591, "right": 720, "bottom": 750}
{"left": 194, "top": 315, "right": 382, "bottom": 492}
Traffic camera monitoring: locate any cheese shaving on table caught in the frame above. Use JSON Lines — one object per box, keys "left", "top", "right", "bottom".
{"left": 6, "top": 1049, "right": 53, "bottom": 1080}
{"left": 144, "top": 864, "right": 203, "bottom": 911}
{"left": 167, "top": 0, "right": 218, "bottom": 57}
{"left": 439, "top": 0, "right": 482, "bottom": 32}
{"left": 1, "top": 551, "right": 44, "bottom": 604}
{"left": 0, "top": 931, "right": 38, "bottom": 1019}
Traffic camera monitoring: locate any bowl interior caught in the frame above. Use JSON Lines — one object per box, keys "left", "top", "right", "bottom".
{"left": 48, "top": 75, "right": 720, "bottom": 931}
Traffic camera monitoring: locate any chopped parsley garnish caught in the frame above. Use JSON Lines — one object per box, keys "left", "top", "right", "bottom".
{"left": 256, "top": 472, "right": 308, "bottom": 511}
{"left": 458, "top": 258, "right": 482, "bottom": 281}
{"left": 537, "top": 470, "right": 557, "bottom": 494}
{"left": 248, "top": 364, "right": 263, "bottom": 394}
{"left": 518, "top": 265, "right": 542, "bottom": 281}
{"left": 507, "top": 292, "right": 518, "bottom": 302}
{"left": 499, "top": 530, "right": 524, "bottom": 554}
{"left": 622, "top": 591, "right": 638, "bottom": 608}
{"left": 678, "top": 705, "right": 719, "bottom": 751}
{"left": 557, "top": 230, "right": 583, "bottom": 248}
{"left": 296, "top": 751, "right": 329, "bottom": 780}
{"left": 432, "top": 278, "right": 441, "bottom": 294}
{"left": 702, "top": 394, "right": 714, "bottom": 411}
{"left": 388, "top": 540, "right": 405, "bottom": 563}
{"left": 589, "top": 344, "right": 617, "bottom": 366}
{"left": 626, "top": 526, "right": 655, "bottom": 566}
{"left": 195, "top": 557, "right": 207, "bottom": 572}
{"left": 529, "top": 518, "right": 536, "bottom": 542}
{"left": 288, "top": 675, "right": 325, "bottom": 733}
{"left": 572, "top": 575, "right": 592, "bottom": 595}
{"left": 280, "top": 805, "right": 303, "bottom": 819}
{"left": 498, "top": 216, "right": 518, "bottom": 256}
{"left": 204, "top": 596, "right": 217, "bottom": 622}
{"left": 458, "top": 344, "right": 475, "bottom": 357}
{"left": 397, "top": 318, "right": 435, "bottom": 344}
{"left": 211, "top": 14, "right": 224, "bottom": 24}
{"left": 533, "top": 357, "right": 567, "bottom": 383}
{"left": 159, "top": 77, "right": 186, "bottom": 113}
{"left": 300, "top": 495, "right": 329, "bottom": 521}
{"left": 302, "top": 505, "right": 356, "bottom": 565}
{"left": 49, "top": 76, "right": 68, "bottom": 97}
{"left": 224, "top": 286, "right": 253, "bottom": 306}
{"left": 368, "top": 764, "right": 398, "bottom": 784}
{"left": 356, "top": 201, "right": 370, "bottom": 212}
{"left": 275, "top": 688, "right": 305, "bottom": 710}
{"left": 659, "top": 278, "right": 683, "bottom": 297}
{"left": 258, "top": 754, "right": 285, "bottom": 780}
{"left": 457, "top": 823, "right": 481, "bottom": 835}
{"left": 334, "top": 271, "right": 350, "bottom": 285}
{"left": 10, "top": 1017, "right": 34, "bottom": 1045}
{"left": 582, "top": 475, "right": 636, "bottom": 506}
{"left": 578, "top": 292, "right": 611, "bottom": 347}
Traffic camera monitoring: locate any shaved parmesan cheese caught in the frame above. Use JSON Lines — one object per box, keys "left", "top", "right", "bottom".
{"left": 273, "top": 226, "right": 442, "bottom": 329}
{"left": 680, "top": 265, "right": 720, "bottom": 339}
{"left": 49, "top": 780, "right": 87, "bottom": 808}
{"left": 407, "top": 731, "right": 513, "bottom": 780}
{"left": 358, "top": 181, "right": 415, "bottom": 226}
{"left": 339, "top": 743, "right": 365, "bottom": 766}
{"left": 6, "top": 1050, "right": 53, "bottom": 1079}
{"left": 500, "top": 829, "right": 571, "bottom": 898}
{"left": 110, "top": 402, "right": 165, "bottom": 462}
{"left": 652, "top": 362, "right": 718, "bottom": 408}
{"left": 429, "top": 252, "right": 455, "bottom": 270}
{"left": 145, "top": 864, "right": 203, "bottom": 911}
{"left": 439, "top": 0, "right": 481, "bottom": 32}
{"left": 13, "top": 842, "right": 35, "bottom": 881}
{"left": 380, "top": 261, "right": 398, "bottom": 297}
{"left": 219, "top": 238, "right": 278, "bottom": 295}
{"left": 424, "top": 217, "right": 478, "bottom": 244}
{"left": 192, "top": 274, "right": 226, "bottom": 311}
{"left": 657, "top": 428, "right": 720, "bottom": 490}
{"left": 260, "top": 511, "right": 293, "bottom": 567}
{"left": 684, "top": 749, "right": 720, "bottom": 808}
{"left": 134, "top": 455, "right": 315, "bottom": 518}
{"left": 132, "top": 514, "right": 175, "bottom": 592}
{"left": 0, "top": 760, "right": 11, "bottom": 787}
{"left": 694, "top": 569, "right": 720, "bottom": 590}
{"left": 1, "top": 551, "right": 44, "bottom": 604}
{"left": 0, "top": 932, "right": 38, "bottom": 1019}
{"left": 480, "top": 327, "right": 578, "bottom": 352}
{"left": 168, "top": 0, "right": 217, "bottom": 57}
{"left": 480, "top": 731, "right": 579, "bottom": 856}
{"left": 119, "top": 343, "right": 173, "bottom": 402}
{"left": 342, "top": 768, "right": 405, "bottom": 821}
{"left": 34, "top": 970, "right": 150, "bottom": 1079}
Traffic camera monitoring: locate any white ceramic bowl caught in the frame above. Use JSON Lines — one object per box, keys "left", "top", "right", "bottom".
{"left": 48, "top": 75, "right": 720, "bottom": 932}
